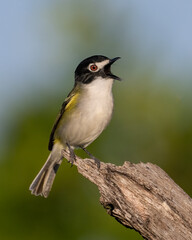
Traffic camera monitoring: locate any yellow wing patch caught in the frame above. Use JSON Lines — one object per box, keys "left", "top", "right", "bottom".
{"left": 65, "top": 93, "right": 80, "bottom": 111}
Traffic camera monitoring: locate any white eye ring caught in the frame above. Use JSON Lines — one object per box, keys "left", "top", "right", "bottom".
{"left": 88, "top": 63, "right": 99, "bottom": 72}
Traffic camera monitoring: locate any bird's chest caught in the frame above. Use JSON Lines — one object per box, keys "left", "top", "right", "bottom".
{"left": 57, "top": 78, "right": 114, "bottom": 146}
{"left": 79, "top": 78, "right": 114, "bottom": 125}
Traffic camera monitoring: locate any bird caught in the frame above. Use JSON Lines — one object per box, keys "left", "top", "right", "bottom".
{"left": 29, "top": 55, "right": 121, "bottom": 198}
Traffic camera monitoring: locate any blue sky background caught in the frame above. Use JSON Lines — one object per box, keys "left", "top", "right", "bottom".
{"left": 1, "top": 0, "right": 192, "bottom": 150}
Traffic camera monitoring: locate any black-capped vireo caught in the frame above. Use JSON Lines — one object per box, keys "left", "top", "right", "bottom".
{"left": 29, "top": 55, "right": 121, "bottom": 197}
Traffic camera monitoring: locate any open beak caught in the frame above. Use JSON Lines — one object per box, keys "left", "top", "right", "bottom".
{"left": 105, "top": 57, "right": 121, "bottom": 81}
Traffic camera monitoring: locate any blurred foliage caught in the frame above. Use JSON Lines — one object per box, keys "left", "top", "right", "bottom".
{"left": 1, "top": 1, "right": 192, "bottom": 240}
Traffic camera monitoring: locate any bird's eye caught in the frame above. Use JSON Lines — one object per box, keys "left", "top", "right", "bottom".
{"left": 89, "top": 64, "right": 98, "bottom": 72}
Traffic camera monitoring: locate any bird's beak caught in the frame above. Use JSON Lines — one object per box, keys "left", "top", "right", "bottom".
{"left": 105, "top": 57, "right": 121, "bottom": 81}
{"left": 110, "top": 57, "right": 121, "bottom": 65}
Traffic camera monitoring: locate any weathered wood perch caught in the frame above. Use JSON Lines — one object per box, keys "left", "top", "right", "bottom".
{"left": 63, "top": 151, "right": 192, "bottom": 240}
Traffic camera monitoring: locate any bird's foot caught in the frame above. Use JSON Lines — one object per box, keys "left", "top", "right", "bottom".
{"left": 65, "top": 143, "right": 76, "bottom": 167}
{"left": 80, "top": 146, "right": 100, "bottom": 169}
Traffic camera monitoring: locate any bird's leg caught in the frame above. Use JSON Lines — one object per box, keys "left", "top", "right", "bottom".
{"left": 66, "top": 143, "right": 76, "bottom": 166}
{"left": 80, "top": 146, "right": 100, "bottom": 169}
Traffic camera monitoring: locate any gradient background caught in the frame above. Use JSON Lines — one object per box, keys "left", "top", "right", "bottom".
{"left": 1, "top": 1, "right": 192, "bottom": 239}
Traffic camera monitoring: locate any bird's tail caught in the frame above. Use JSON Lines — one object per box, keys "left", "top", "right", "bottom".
{"left": 29, "top": 143, "right": 63, "bottom": 198}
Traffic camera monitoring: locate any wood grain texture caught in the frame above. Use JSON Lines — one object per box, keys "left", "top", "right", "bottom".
{"left": 62, "top": 151, "right": 192, "bottom": 240}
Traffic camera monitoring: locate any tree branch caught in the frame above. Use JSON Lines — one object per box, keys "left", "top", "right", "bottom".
{"left": 63, "top": 151, "right": 192, "bottom": 240}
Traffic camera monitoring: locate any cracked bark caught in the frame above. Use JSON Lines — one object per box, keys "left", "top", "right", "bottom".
{"left": 63, "top": 151, "right": 192, "bottom": 240}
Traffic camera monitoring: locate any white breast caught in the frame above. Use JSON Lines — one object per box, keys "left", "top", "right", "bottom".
{"left": 82, "top": 77, "right": 114, "bottom": 114}
{"left": 59, "top": 77, "right": 114, "bottom": 147}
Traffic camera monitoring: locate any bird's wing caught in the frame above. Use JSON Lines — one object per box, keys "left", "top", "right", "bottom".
{"left": 48, "top": 84, "right": 78, "bottom": 151}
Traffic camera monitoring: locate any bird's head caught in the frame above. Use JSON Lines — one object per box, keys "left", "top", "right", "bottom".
{"left": 75, "top": 55, "right": 121, "bottom": 84}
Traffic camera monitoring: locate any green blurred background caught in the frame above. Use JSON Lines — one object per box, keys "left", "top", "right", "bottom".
{"left": 1, "top": 1, "right": 192, "bottom": 239}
